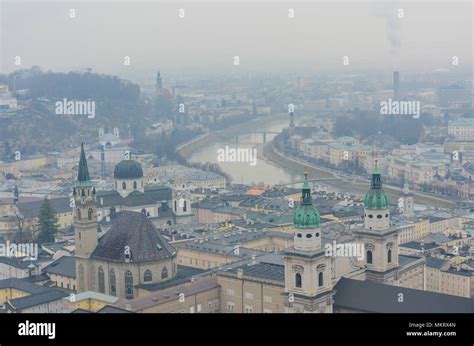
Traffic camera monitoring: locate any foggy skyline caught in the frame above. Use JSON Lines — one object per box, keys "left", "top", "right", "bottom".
{"left": 1, "top": 1, "right": 473, "bottom": 81}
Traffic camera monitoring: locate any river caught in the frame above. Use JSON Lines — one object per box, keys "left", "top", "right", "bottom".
{"left": 188, "top": 116, "right": 303, "bottom": 185}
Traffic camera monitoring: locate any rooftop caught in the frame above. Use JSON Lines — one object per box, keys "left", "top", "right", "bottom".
{"left": 334, "top": 277, "right": 474, "bottom": 313}
{"left": 91, "top": 211, "right": 176, "bottom": 263}
{"left": 6, "top": 289, "right": 68, "bottom": 311}
{"left": 42, "top": 256, "right": 76, "bottom": 278}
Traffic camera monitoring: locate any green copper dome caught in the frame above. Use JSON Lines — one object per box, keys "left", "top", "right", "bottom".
{"left": 293, "top": 172, "right": 320, "bottom": 229}
{"left": 114, "top": 159, "right": 143, "bottom": 179}
{"left": 364, "top": 162, "right": 389, "bottom": 210}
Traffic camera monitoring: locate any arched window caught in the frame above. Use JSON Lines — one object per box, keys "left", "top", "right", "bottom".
{"left": 144, "top": 270, "right": 152, "bottom": 282}
{"left": 109, "top": 269, "right": 116, "bottom": 296}
{"left": 133, "top": 181, "right": 137, "bottom": 190}
{"left": 76, "top": 209, "right": 81, "bottom": 220}
{"left": 125, "top": 270, "right": 133, "bottom": 299}
{"left": 174, "top": 200, "right": 177, "bottom": 212}
{"left": 318, "top": 272, "right": 324, "bottom": 287}
{"left": 88, "top": 208, "right": 93, "bottom": 220}
{"left": 387, "top": 249, "right": 392, "bottom": 263}
{"left": 78, "top": 264, "right": 85, "bottom": 292}
{"left": 183, "top": 201, "right": 187, "bottom": 212}
{"left": 98, "top": 266, "right": 105, "bottom": 293}
{"left": 367, "top": 250, "right": 373, "bottom": 264}
{"left": 295, "top": 273, "right": 302, "bottom": 288}
{"left": 122, "top": 182, "right": 126, "bottom": 190}
{"left": 161, "top": 267, "right": 168, "bottom": 279}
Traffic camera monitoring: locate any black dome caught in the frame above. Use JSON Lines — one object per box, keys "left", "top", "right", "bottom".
{"left": 114, "top": 160, "right": 143, "bottom": 179}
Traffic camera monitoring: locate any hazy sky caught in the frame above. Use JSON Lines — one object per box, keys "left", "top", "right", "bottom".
{"left": 1, "top": 0, "right": 472, "bottom": 79}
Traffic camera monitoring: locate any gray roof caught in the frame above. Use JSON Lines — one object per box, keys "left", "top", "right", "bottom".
{"left": 334, "top": 277, "right": 474, "bottom": 313}
{"left": 425, "top": 256, "right": 449, "bottom": 269}
{"left": 41, "top": 240, "right": 71, "bottom": 254}
{"left": 96, "top": 305, "right": 133, "bottom": 313}
{"left": 42, "top": 256, "right": 76, "bottom": 278}
{"left": 0, "top": 256, "right": 39, "bottom": 270}
{"left": 17, "top": 197, "right": 71, "bottom": 218}
{"left": 115, "top": 276, "right": 219, "bottom": 311}
{"left": 445, "top": 266, "right": 473, "bottom": 277}
{"left": 261, "top": 188, "right": 300, "bottom": 198}
{"left": 91, "top": 211, "right": 176, "bottom": 262}
{"left": 71, "top": 306, "right": 133, "bottom": 313}
{"left": 137, "top": 265, "right": 207, "bottom": 292}
{"left": 97, "top": 191, "right": 157, "bottom": 208}
{"left": 213, "top": 206, "right": 247, "bottom": 216}
{"left": 428, "top": 216, "right": 447, "bottom": 223}
{"left": 223, "top": 262, "right": 285, "bottom": 283}
{"left": 400, "top": 241, "right": 438, "bottom": 250}
{"left": 398, "top": 254, "right": 423, "bottom": 267}
{"left": 96, "top": 185, "right": 171, "bottom": 209}
{"left": 0, "top": 278, "right": 50, "bottom": 294}
{"left": 202, "top": 229, "right": 292, "bottom": 247}
{"left": 71, "top": 308, "right": 93, "bottom": 313}
{"left": 184, "top": 242, "right": 264, "bottom": 258}
{"left": 6, "top": 289, "right": 68, "bottom": 311}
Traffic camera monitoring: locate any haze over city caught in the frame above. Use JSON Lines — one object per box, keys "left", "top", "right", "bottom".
{"left": 0, "top": 1, "right": 473, "bottom": 344}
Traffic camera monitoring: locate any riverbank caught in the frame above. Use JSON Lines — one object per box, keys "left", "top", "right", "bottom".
{"left": 263, "top": 140, "right": 456, "bottom": 210}
{"left": 177, "top": 113, "right": 288, "bottom": 158}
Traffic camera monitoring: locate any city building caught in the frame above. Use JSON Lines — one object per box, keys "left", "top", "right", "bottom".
{"left": 448, "top": 118, "right": 474, "bottom": 141}
{"left": 73, "top": 143, "right": 179, "bottom": 300}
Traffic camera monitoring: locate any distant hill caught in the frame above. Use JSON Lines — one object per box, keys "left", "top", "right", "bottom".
{"left": 0, "top": 67, "right": 154, "bottom": 160}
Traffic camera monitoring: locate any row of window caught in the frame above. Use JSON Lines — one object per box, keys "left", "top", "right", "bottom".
{"left": 115, "top": 181, "right": 143, "bottom": 190}
{"left": 225, "top": 302, "right": 272, "bottom": 313}
{"left": 296, "top": 232, "right": 320, "bottom": 239}
{"left": 295, "top": 272, "right": 324, "bottom": 288}
{"left": 365, "top": 249, "right": 392, "bottom": 265}
{"left": 365, "top": 213, "right": 389, "bottom": 219}
{"left": 225, "top": 289, "right": 273, "bottom": 303}
{"left": 76, "top": 208, "right": 94, "bottom": 220}
{"left": 79, "top": 265, "right": 169, "bottom": 299}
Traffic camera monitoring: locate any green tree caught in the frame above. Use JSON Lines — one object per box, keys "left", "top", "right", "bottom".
{"left": 37, "top": 198, "right": 59, "bottom": 244}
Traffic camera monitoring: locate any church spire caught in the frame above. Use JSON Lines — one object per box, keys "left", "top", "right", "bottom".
{"left": 371, "top": 160, "right": 382, "bottom": 189}
{"left": 301, "top": 168, "right": 312, "bottom": 205}
{"left": 294, "top": 169, "right": 320, "bottom": 229}
{"left": 77, "top": 142, "right": 90, "bottom": 183}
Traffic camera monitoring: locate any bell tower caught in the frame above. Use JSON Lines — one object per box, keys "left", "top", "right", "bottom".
{"left": 74, "top": 143, "right": 98, "bottom": 293}
{"left": 354, "top": 161, "right": 399, "bottom": 284}
{"left": 283, "top": 170, "right": 335, "bottom": 313}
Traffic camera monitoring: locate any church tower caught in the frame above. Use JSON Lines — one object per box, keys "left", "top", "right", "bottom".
{"left": 172, "top": 184, "right": 193, "bottom": 224}
{"left": 283, "top": 171, "right": 335, "bottom": 313}
{"left": 74, "top": 143, "right": 98, "bottom": 292}
{"left": 354, "top": 161, "right": 399, "bottom": 284}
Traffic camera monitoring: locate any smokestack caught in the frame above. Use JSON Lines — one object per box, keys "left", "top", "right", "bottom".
{"left": 393, "top": 71, "right": 400, "bottom": 100}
